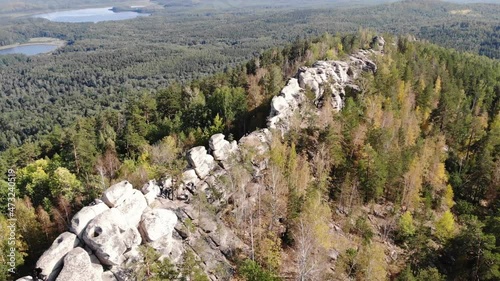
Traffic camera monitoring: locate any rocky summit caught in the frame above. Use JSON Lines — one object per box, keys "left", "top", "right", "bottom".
{"left": 17, "top": 39, "right": 383, "bottom": 281}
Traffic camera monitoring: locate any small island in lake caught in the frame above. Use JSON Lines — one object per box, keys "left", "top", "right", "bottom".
{"left": 109, "top": 5, "right": 156, "bottom": 14}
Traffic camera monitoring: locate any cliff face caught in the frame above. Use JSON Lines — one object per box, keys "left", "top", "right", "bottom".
{"left": 18, "top": 38, "right": 385, "bottom": 281}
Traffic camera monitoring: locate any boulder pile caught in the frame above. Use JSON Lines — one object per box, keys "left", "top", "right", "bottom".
{"left": 24, "top": 180, "right": 179, "bottom": 281}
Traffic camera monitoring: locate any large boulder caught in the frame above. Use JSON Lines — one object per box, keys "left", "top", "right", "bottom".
{"left": 115, "top": 189, "right": 148, "bottom": 227}
{"left": 139, "top": 209, "right": 178, "bottom": 242}
{"left": 101, "top": 181, "right": 134, "bottom": 208}
{"left": 195, "top": 155, "right": 215, "bottom": 179}
{"left": 186, "top": 146, "right": 215, "bottom": 179}
{"left": 55, "top": 247, "right": 103, "bottom": 281}
{"left": 83, "top": 208, "right": 142, "bottom": 266}
{"left": 182, "top": 169, "right": 199, "bottom": 186}
{"left": 298, "top": 69, "right": 321, "bottom": 99}
{"left": 35, "top": 232, "right": 80, "bottom": 281}
{"left": 69, "top": 202, "right": 109, "bottom": 238}
{"left": 371, "top": 36, "right": 385, "bottom": 50}
{"left": 209, "top": 133, "right": 227, "bottom": 151}
{"left": 186, "top": 146, "right": 207, "bottom": 167}
{"left": 268, "top": 95, "right": 289, "bottom": 128}
{"left": 239, "top": 129, "right": 272, "bottom": 156}
{"left": 209, "top": 134, "right": 235, "bottom": 161}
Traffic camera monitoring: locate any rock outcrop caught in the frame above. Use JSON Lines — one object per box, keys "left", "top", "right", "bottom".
{"left": 20, "top": 41, "right": 382, "bottom": 281}
{"left": 268, "top": 48, "right": 380, "bottom": 134}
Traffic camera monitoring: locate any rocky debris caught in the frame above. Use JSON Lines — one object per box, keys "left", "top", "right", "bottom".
{"left": 172, "top": 205, "right": 238, "bottom": 280}
{"left": 209, "top": 222, "right": 248, "bottom": 260}
{"left": 115, "top": 189, "right": 148, "bottom": 227}
{"left": 102, "top": 271, "right": 118, "bottom": 281}
{"left": 349, "top": 50, "right": 377, "bottom": 74}
{"left": 109, "top": 267, "right": 134, "bottom": 281}
{"left": 141, "top": 180, "right": 161, "bottom": 205}
{"left": 55, "top": 247, "right": 103, "bottom": 281}
{"left": 139, "top": 209, "right": 178, "bottom": 242}
{"left": 83, "top": 208, "right": 142, "bottom": 266}
{"left": 70, "top": 202, "right": 109, "bottom": 238}
{"left": 149, "top": 234, "right": 184, "bottom": 263}
{"left": 298, "top": 60, "right": 349, "bottom": 103}
{"left": 101, "top": 181, "right": 134, "bottom": 208}
{"left": 35, "top": 232, "right": 80, "bottom": 281}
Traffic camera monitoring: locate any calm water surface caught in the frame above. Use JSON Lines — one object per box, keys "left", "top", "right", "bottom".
{"left": 0, "top": 44, "right": 59, "bottom": 56}
{"left": 36, "top": 7, "right": 149, "bottom": 23}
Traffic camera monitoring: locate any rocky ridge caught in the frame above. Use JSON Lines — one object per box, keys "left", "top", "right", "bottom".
{"left": 17, "top": 39, "right": 383, "bottom": 281}
{"left": 268, "top": 43, "right": 381, "bottom": 134}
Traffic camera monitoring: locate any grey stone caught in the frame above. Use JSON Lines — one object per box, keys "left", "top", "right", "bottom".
{"left": 101, "top": 181, "right": 134, "bottom": 208}
{"left": 83, "top": 208, "right": 142, "bottom": 266}
{"left": 187, "top": 146, "right": 215, "bottom": 179}
{"left": 209, "top": 134, "right": 233, "bottom": 161}
{"left": 182, "top": 169, "right": 200, "bottom": 186}
{"left": 139, "top": 209, "right": 178, "bottom": 242}
{"left": 186, "top": 146, "right": 208, "bottom": 168}
{"left": 115, "top": 189, "right": 148, "bottom": 227}
{"left": 69, "top": 202, "right": 109, "bottom": 238}
{"left": 55, "top": 247, "right": 103, "bottom": 281}
{"left": 35, "top": 232, "right": 80, "bottom": 281}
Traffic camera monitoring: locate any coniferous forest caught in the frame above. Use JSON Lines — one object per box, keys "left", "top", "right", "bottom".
{"left": 0, "top": 0, "right": 499, "bottom": 281}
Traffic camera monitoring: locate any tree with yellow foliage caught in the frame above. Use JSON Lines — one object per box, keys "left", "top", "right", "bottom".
{"left": 435, "top": 210, "right": 456, "bottom": 241}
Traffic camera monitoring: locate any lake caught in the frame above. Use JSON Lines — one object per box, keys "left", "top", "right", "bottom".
{"left": 36, "top": 7, "right": 150, "bottom": 23}
{"left": 0, "top": 44, "right": 59, "bottom": 56}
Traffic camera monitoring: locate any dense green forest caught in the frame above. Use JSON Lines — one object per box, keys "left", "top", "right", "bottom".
{"left": 0, "top": 0, "right": 499, "bottom": 151}
{"left": 0, "top": 29, "right": 498, "bottom": 280}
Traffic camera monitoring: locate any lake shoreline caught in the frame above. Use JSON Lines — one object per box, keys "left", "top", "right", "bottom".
{"left": 0, "top": 37, "right": 66, "bottom": 51}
